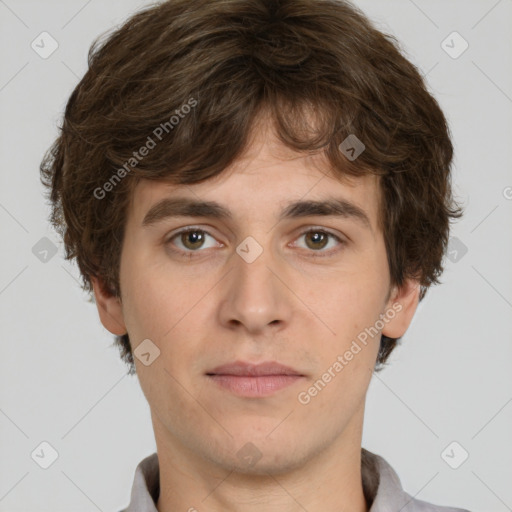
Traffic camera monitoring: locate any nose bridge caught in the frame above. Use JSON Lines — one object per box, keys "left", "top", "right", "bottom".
{"left": 219, "top": 234, "right": 290, "bottom": 332}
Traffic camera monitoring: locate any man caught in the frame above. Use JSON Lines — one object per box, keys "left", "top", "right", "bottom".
{"left": 40, "top": 0, "right": 469, "bottom": 510}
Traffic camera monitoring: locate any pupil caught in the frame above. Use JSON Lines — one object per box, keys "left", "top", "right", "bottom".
{"left": 186, "top": 231, "right": 203, "bottom": 248}
{"left": 308, "top": 231, "right": 327, "bottom": 249}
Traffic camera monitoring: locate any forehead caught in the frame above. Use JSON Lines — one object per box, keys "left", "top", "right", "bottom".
{"left": 126, "top": 129, "right": 381, "bottom": 232}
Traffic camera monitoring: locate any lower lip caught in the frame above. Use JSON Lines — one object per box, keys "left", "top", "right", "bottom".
{"left": 207, "top": 375, "right": 303, "bottom": 397}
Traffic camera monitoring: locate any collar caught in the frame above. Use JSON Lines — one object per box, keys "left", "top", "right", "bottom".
{"left": 120, "top": 448, "right": 468, "bottom": 512}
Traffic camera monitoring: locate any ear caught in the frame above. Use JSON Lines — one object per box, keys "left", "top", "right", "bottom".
{"left": 90, "top": 276, "right": 127, "bottom": 336}
{"left": 381, "top": 278, "right": 421, "bottom": 339}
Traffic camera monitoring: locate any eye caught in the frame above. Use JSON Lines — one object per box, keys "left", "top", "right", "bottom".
{"left": 165, "top": 226, "right": 345, "bottom": 258}
{"left": 166, "top": 228, "right": 220, "bottom": 254}
{"left": 292, "top": 228, "right": 344, "bottom": 256}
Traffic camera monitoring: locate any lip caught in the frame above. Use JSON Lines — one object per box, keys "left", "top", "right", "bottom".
{"left": 205, "top": 361, "right": 305, "bottom": 398}
{"left": 207, "top": 374, "right": 303, "bottom": 397}
{"left": 206, "top": 360, "right": 303, "bottom": 377}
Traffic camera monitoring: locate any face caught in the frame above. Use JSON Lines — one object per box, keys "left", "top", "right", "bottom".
{"left": 93, "top": 126, "right": 419, "bottom": 475}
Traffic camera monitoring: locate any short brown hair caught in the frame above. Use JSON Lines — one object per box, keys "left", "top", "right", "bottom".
{"left": 40, "top": 0, "right": 462, "bottom": 375}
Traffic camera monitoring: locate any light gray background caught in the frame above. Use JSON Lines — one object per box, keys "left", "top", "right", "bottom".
{"left": 1, "top": 0, "right": 511, "bottom": 511}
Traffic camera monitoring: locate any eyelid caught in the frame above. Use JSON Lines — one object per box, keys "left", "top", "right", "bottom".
{"left": 289, "top": 226, "right": 346, "bottom": 256}
{"left": 291, "top": 225, "right": 345, "bottom": 241}
{"left": 164, "top": 225, "right": 224, "bottom": 248}
{"left": 164, "top": 225, "right": 346, "bottom": 256}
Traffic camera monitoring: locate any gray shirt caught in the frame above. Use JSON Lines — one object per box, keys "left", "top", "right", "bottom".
{"left": 119, "top": 449, "right": 470, "bottom": 511}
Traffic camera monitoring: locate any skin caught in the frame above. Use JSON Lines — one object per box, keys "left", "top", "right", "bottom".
{"left": 92, "top": 121, "right": 420, "bottom": 512}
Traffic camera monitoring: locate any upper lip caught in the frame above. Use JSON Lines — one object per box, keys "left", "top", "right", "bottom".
{"left": 206, "top": 361, "right": 303, "bottom": 376}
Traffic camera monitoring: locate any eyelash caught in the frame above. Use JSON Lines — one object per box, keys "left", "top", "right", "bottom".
{"left": 164, "top": 226, "right": 345, "bottom": 258}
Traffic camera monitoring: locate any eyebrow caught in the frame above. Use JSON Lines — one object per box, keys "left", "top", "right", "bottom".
{"left": 142, "top": 196, "right": 372, "bottom": 231}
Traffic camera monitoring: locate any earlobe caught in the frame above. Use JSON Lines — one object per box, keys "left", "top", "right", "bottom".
{"left": 381, "top": 279, "right": 421, "bottom": 339}
{"left": 90, "top": 276, "right": 127, "bottom": 336}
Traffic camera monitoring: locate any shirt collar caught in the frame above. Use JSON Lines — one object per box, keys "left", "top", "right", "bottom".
{"left": 120, "top": 448, "right": 441, "bottom": 511}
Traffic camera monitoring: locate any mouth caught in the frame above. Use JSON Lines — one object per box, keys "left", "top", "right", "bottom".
{"left": 206, "top": 360, "right": 304, "bottom": 377}
{"left": 205, "top": 360, "right": 305, "bottom": 397}
{"left": 206, "top": 361, "right": 304, "bottom": 377}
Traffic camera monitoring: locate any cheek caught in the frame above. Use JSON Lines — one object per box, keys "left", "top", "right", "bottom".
{"left": 119, "top": 242, "right": 183, "bottom": 335}
{"left": 313, "top": 266, "right": 388, "bottom": 368}
{"left": 320, "top": 273, "right": 387, "bottom": 329}
{"left": 120, "top": 258, "right": 213, "bottom": 375}
{"left": 123, "top": 277, "right": 189, "bottom": 342}
{"left": 310, "top": 287, "right": 381, "bottom": 407}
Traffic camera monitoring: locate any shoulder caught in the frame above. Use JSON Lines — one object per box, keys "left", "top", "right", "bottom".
{"left": 399, "top": 493, "right": 472, "bottom": 512}
{"left": 363, "top": 449, "right": 471, "bottom": 512}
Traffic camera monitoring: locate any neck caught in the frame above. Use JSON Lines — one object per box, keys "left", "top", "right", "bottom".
{"left": 153, "top": 407, "right": 369, "bottom": 512}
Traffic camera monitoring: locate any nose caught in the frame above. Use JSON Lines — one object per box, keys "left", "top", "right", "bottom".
{"left": 217, "top": 243, "right": 293, "bottom": 335}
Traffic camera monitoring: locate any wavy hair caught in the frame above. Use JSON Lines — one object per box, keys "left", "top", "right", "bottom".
{"left": 40, "top": 0, "right": 463, "bottom": 375}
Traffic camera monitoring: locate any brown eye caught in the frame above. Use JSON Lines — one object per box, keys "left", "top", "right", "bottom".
{"left": 294, "top": 229, "right": 344, "bottom": 257}
{"left": 304, "top": 231, "right": 330, "bottom": 250}
{"left": 166, "top": 228, "right": 218, "bottom": 254}
{"left": 180, "top": 230, "right": 206, "bottom": 250}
